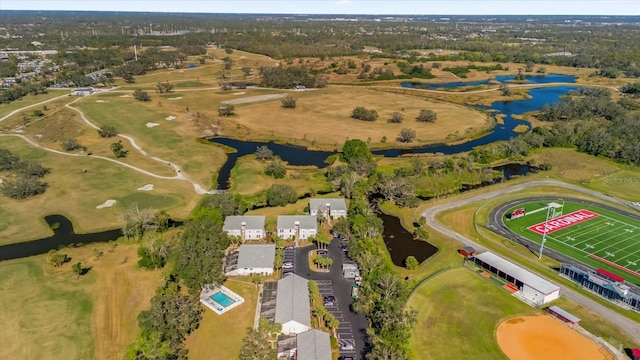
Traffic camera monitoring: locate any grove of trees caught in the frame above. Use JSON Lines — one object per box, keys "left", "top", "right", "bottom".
{"left": 0, "top": 149, "right": 50, "bottom": 199}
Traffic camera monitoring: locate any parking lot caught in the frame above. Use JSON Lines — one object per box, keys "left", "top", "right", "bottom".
{"left": 282, "top": 246, "right": 295, "bottom": 278}
{"left": 316, "top": 279, "right": 357, "bottom": 356}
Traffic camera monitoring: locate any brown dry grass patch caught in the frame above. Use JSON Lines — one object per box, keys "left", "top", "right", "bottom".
{"left": 223, "top": 86, "right": 489, "bottom": 148}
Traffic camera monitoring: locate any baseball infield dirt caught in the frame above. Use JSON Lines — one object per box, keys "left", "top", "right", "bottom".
{"left": 496, "top": 315, "right": 614, "bottom": 360}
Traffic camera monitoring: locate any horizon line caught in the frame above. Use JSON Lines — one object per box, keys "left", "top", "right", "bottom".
{"left": 1, "top": 9, "right": 640, "bottom": 17}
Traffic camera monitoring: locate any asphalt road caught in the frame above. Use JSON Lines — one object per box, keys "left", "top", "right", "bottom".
{"left": 421, "top": 179, "right": 640, "bottom": 345}
{"left": 296, "top": 239, "right": 369, "bottom": 359}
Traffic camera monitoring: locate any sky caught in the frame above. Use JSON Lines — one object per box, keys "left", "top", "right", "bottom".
{"left": 1, "top": 0, "right": 639, "bottom": 16}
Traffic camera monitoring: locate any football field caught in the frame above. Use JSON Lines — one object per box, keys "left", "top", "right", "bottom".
{"left": 503, "top": 201, "right": 640, "bottom": 283}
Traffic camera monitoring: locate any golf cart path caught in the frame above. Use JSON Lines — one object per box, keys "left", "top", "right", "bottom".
{"left": 421, "top": 179, "right": 640, "bottom": 344}
{"left": 1, "top": 90, "right": 214, "bottom": 194}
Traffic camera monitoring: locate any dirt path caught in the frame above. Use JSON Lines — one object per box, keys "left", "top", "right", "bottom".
{"left": 221, "top": 93, "right": 286, "bottom": 104}
{"left": 421, "top": 179, "right": 640, "bottom": 344}
{"left": 497, "top": 315, "right": 614, "bottom": 360}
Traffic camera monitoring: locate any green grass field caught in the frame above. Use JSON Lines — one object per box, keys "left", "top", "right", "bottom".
{"left": 407, "top": 267, "right": 538, "bottom": 359}
{"left": 504, "top": 201, "right": 640, "bottom": 283}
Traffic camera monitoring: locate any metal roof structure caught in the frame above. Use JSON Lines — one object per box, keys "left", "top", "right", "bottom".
{"left": 277, "top": 215, "right": 317, "bottom": 229}
{"left": 237, "top": 244, "right": 276, "bottom": 269}
{"left": 275, "top": 274, "right": 311, "bottom": 328}
{"left": 547, "top": 306, "right": 580, "bottom": 324}
{"left": 474, "top": 251, "right": 560, "bottom": 295}
{"left": 296, "top": 329, "right": 332, "bottom": 360}
{"left": 309, "top": 198, "right": 347, "bottom": 211}
{"left": 222, "top": 215, "right": 265, "bottom": 231}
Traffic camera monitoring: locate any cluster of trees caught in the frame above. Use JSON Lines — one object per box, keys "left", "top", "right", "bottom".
{"left": 238, "top": 317, "right": 280, "bottom": 359}
{"left": 397, "top": 128, "right": 417, "bottom": 143}
{"left": 156, "top": 81, "right": 175, "bottom": 94}
{"left": 264, "top": 159, "right": 287, "bottom": 179}
{"left": 351, "top": 106, "right": 379, "bottom": 121}
{"left": 0, "top": 81, "right": 49, "bottom": 104}
{"left": 266, "top": 183, "right": 298, "bottom": 206}
{"left": 128, "top": 193, "right": 242, "bottom": 359}
{"left": 396, "top": 61, "right": 435, "bottom": 79}
{"left": 280, "top": 95, "right": 297, "bottom": 108}
{"left": 259, "top": 65, "right": 321, "bottom": 89}
{"left": 110, "top": 141, "right": 128, "bottom": 158}
{"left": 0, "top": 149, "right": 50, "bottom": 199}
{"left": 134, "top": 89, "right": 151, "bottom": 101}
{"left": 97, "top": 125, "right": 118, "bottom": 138}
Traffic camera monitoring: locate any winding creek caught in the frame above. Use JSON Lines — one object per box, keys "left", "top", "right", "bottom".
{"left": 1, "top": 76, "right": 576, "bottom": 262}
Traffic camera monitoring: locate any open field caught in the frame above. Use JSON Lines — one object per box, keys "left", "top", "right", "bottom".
{"left": 407, "top": 267, "right": 538, "bottom": 359}
{"left": 503, "top": 200, "right": 640, "bottom": 282}
{"left": 0, "top": 136, "right": 199, "bottom": 245}
{"left": 0, "top": 90, "right": 69, "bottom": 119}
{"left": 73, "top": 93, "right": 227, "bottom": 186}
{"left": 497, "top": 316, "right": 613, "bottom": 360}
{"left": 225, "top": 86, "right": 490, "bottom": 148}
{"left": 229, "top": 155, "right": 330, "bottom": 196}
{"left": 183, "top": 279, "right": 259, "bottom": 360}
{"left": 0, "top": 243, "right": 161, "bottom": 360}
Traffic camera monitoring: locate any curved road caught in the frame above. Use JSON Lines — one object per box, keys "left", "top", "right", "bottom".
{"left": 421, "top": 179, "right": 640, "bottom": 345}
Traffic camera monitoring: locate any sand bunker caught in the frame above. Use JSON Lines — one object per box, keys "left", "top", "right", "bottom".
{"left": 119, "top": 95, "right": 131, "bottom": 98}
{"left": 137, "top": 184, "right": 154, "bottom": 191}
{"left": 96, "top": 200, "right": 116, "bottom": 209}
{"left": 168, "top": 97, "right": 183, "bottom": 100}
{"left": 145, "top": 122, "right": 160, "bottom": 128}
{"left": 233, "top": 92, "right": 246, "bottom": 95}
{"left": 497, "top": 316, "right": 613, "bottom": 360}
{"left": 0, "top": 179, "right": 3, "bottom": 184}
{"left": 165, "top": 116, "right": 176, "bottom": 121}
{"left": 96, "top": 100, "right": 107, "bottom": 103}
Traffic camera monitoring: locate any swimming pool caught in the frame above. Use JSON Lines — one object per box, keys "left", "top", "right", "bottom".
{"left": 210, "top": 291, "right": 235, "bottom": 308}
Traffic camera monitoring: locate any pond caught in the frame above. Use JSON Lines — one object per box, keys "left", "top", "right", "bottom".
{"left": 400, "top": 73, "right": 576, "bottom": 90}
{"left": 210, "top": 77, "right": 577, "bottom": 189}
{"left": 378, "top": 211, "right": 438, "bottom": 267}
{"left": 379, "top": 162, "right": 535, "bottom": 266}
{"left": 0, "top": 215, "right": 122, "bottom": 261}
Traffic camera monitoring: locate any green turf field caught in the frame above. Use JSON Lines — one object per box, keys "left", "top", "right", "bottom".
{"left": 503, "top": 201, "right": 640, "bottom": 283}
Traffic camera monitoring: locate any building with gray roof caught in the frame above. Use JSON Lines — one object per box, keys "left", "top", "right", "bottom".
{"left": 309, "top": 198, "right": 347, "bottom": 219}
{"left": 277, "top": 215, "right": 317, "bottom": 240}
{"left": 275, "top": 274, "right": 311, "bottom": 334}
{"left": 296, "top": 329, "right": 332, "bottom": 360}
{"left": 225, "top": 244, "right": 275, "bottom": 276}
{"left": 472, "top": 251, "right": 560, "bottom": 305}
{"left": 223, "top": 215, "right": 265, "bottom": 241}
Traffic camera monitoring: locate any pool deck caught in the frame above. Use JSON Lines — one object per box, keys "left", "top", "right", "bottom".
{"left": 200, "top": 285, "right": 245, "bottom": 315}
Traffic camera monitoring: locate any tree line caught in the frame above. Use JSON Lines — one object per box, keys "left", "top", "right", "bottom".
{"left": 470, "top": 89, "right": 640, "bottom": 166}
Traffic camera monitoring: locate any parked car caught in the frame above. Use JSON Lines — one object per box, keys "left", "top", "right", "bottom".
{"left": 340, "top": 245, "right": 348, "bottom": 253}
{"left": 341, "top": 343, "right": 355, "bottom": 351}
{"left": 323, "top": 295, "right": 336, "bottom": 307}
{"left": 282, "top": 262, "right": 294, "bottom": 269}
{"left": 284, "top": 245, "right": 294, "bottom": 250}
{"left": 283, "top": 271, "right": 295, "bottom": 276}
{"left": 317, "top": 249, "right": 328, "bottom": 256}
